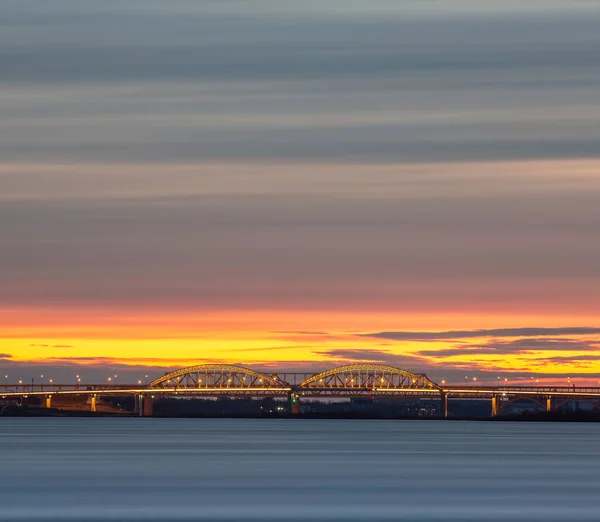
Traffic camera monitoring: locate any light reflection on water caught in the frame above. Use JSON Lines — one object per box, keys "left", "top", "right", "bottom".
{"left": 1, "top": 419, "right": 600, "bottom": 521}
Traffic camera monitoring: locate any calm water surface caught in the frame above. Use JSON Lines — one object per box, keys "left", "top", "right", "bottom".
{"left": 1, "top": 419, "right": 599, "bottom": 521}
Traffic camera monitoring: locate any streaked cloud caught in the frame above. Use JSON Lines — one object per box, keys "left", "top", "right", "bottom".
{"left": 539, "top": 355, "right": 600, "bottom": 363}
{"left": 315, "top": 348, "right": 423, "bottom": 365}
{"left": 419, "top": 338, "right": 600, "bottom": 358}
{"left": 364, "top": 328, "right": 600, "bottom": 342}
{"left": 2, "top": 2, "right": 600, "bottom": 163}
{"left": 2, "top": 162, "right": 600, "bottom": 312}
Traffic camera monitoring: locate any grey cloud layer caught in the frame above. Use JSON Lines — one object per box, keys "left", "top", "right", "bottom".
{"left": 419, "top": 338, "right": 600, "bottom": 358}
{"left": 2, "top": 1, "right": 600, "bottom": 312}
{"left": 2, "top": 189, "right": 600, "bottom": 307}
{"left": 4, "top": 40, "right": 599, "bottom": 83}
{"left": 1, "top": 1, "right": 600, "bottom": 162}
{"left": 364, "top": 328, "right": 600, "bottom": 341}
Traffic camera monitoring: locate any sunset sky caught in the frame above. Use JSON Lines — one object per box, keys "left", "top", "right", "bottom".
{"left": 2, "top": 1, "right": 600, "bottom": 385}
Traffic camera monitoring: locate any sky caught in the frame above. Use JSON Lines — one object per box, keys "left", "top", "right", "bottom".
{"left": 1, "top": 0, "right": 600, "bottom": 385}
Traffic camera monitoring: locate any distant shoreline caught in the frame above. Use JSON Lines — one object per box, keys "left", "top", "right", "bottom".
{"left": 3, "top": 406, "right": 600, "bottom": 422}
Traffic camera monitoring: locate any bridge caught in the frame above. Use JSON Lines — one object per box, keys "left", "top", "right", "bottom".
{"left": 2, "top": 363, "right": 600, "bottom": 417}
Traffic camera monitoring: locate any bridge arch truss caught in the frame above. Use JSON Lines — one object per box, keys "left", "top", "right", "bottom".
{"left": 149, "top": 364, "right": 287, "bottom": 391}
{"left": 298, "top": 364, "right": 440, "bottom": 395}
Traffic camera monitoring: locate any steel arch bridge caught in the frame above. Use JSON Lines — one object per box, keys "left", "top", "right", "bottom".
{"left": 3, "top": 361, "right": 600, "bottom": 418}
{"left": 146, "top": 362, "right": 439, "bottom": 396}
{"left": 298, "top": 364, "right": 440, "bottom": 395}
{"left": 148, "top": 364, "right": 288, "bottom": 393}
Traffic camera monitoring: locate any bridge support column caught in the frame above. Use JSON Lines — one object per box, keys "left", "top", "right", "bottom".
{"left": 142, "top": 395, "right": 153, "bottom": 417}
{"left": 44, "top": 395, "right": 52, "bottom": 409}
{"left": 440, "top": 392, "right": 448, "bottom": 418}
{"left": 289, "top": 392, "right": 300, "bottom": 415}
{"left": 546, "top": 397, "right": 552, "bottom": 412}
{"left": 134, "top": 394, "right": 142, "bottom": 416}
{"left": 491, "top": 396, "right": 498, "bottom": 417}
{"left": 90, "top": 394, "right": 97, "bottom": 412}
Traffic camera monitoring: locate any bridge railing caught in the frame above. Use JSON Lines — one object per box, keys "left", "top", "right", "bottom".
{"left": 0, "top": 384, "right": 139, "bottom": 394}
{"left": 446, "top": 385, "right": 600, "bottom": 393}
{"left": 3, "top": 380, "right": 600, "bottom": 398}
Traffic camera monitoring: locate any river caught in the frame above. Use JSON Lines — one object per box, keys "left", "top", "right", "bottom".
{"left": 1, "top": 418, "right": 599, "bottom": 521}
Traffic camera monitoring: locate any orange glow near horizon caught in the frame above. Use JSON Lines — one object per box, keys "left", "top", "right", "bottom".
{"left": 2, "top": 306, "right": 600, "bottom": 384}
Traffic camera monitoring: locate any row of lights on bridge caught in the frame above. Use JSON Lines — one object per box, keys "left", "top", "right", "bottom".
{"left": 2, "top": 374, "right": 597, "bottom": 386}
{"left": 0, "top": 374, "right": 529, "bottom": 386}
{"left": 106, "top": 374, "right": 151, "bottom": 384}
{"left": 440, "top": 376, "right": 581, "bottom": 386}
{"left": 3, "top": 374, "right": 151, "bottom": 385}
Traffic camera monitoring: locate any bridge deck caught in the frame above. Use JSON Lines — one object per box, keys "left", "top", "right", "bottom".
{"left": 2, "top": 384, "right": 600, "bottom": 399}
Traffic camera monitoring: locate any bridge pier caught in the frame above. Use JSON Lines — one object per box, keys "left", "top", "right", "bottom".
{"left": 134, "top": 394, "right": 153, "bottom": 416}
{"left": 440, "top": 392, "right": 448, "bottom": 418}
{"left": 491, "top": 396, "right": 498, "bottom": 417}
{"left": 90, "top": 394, "right": 97, "bottom": 412}
{"left": 142, "top": 395, "right": 153, "bottom": 416}
{"left": 546, "top": 396, "right": 552, "bottom": 412}
{"left": 44, "top": 395, "right": 52, "bottom": 409}
{"left": 289, "top": 392, "right": 300, "bottom": 415}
